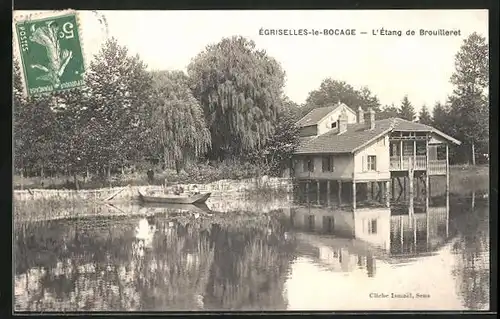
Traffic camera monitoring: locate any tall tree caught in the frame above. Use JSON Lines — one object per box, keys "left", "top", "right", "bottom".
{"left": 279, "top": 96, "right": 301, "bottom": 122}
{"left": 378, "top": 103, "right": 400, "bottom": 120}
{"left": 359, "top": 86, "right": 382, "bottom": 112}
{"left": 13, "top": 58, "right": 26, "bottom": 175}
{"left": 398, "top": 95, "right": 416, "bottom": 121}
{"left": 148, "top": 70, "right": 211, "bottom": 173}
{"left": 449, "top": 32, "right": 489, "bottom": 165}
{"left": 302, "top": 79, "right": 381, "bottom": 117}
{"left": 432, "top": 102, "right": 450, "bottom": 131}
{"left": 418, "top": 104, "right": 433, "bottom": 125}
{"left": 84, "top": 37, "right": 153, "bottom": 174}
{"left": 13, "top": 58, "right": 56, "bottom": 179}
{"left": 188, "top": 36, "right": 286, "bottom": 160}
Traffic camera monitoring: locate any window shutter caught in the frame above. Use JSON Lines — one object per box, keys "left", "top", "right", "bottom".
{"left": 362, "top": 155, "right": 366, "bottom": 172}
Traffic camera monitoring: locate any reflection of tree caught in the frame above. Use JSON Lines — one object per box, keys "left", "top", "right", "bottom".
{"left": 14, "top": 209, "right": 296, "bottom": 311}
{"left": 451, "top": 203, "right": 490, "bottom": 310}
{"left": 203, "top": 215, "right": 296, "bottom": 310}
{"left": 133, "top": 223, "right": 215, "bottom": 310}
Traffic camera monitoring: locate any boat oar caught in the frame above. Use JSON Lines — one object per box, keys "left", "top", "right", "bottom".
{"left": 104, "top": 184, "right": 131, "bottom": 201}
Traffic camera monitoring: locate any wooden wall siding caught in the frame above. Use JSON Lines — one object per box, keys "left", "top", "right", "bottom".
{"left": 354, "top": 136, "right": 390, "bottom": 181}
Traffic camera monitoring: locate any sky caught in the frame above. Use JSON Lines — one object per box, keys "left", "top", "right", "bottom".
{"left": 13, "top": 10, "right": 488, "bottom": 113}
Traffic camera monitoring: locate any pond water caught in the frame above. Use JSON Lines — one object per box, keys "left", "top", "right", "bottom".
{"left": 13, "top": 191, "right": 490, "bottom": 312}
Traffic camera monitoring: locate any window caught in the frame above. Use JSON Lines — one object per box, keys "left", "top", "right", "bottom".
{"left": 367, "top": 155, "right": 377, "bottom": 171}
{"left": 330, "top": 121, "right": 338, "bottom": 129}
{"left": 368, "top": 219, "right": 378, "bottom": 234}
{"left": 403, "top": 141, "right": 413, "bottom": 156}
{"left": 322, "top": 156, "right": 334, "bottom": 172}
{"left": 390, "top": 142, "right": 399, "bottom": 156}
{"left": 303, "top": 157, "right": 314, "bottom": 172}
{"left": 416, "top": 142, "right": 427, "bottom": 155}
{"left": 305, "top": 215, "right": 315, "bottom": 231}
{"left": 308, "top": 158, "right": 314, "bottom": 172}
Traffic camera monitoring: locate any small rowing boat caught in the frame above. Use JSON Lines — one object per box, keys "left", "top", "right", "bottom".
{"left": 137, "top": 190, "right": 211, "bottom": 204}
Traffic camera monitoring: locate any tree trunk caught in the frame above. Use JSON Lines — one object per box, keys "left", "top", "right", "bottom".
{"left": 20, "top": 163, "right": 24, "bottom": 190}
{"left": 73, "top": 174, "right": 80, "bottom": 191}
{"left": 40, "top": 166, "right": 44, "bottom": 179}
{"left": 175, "top": 160, "right": 181, "bottom": 174}
{"left": 107, "top": 165, "right": 112, "bottom": 188}
{"left": 471, "top": 141, "right": 476, "bottom": 166}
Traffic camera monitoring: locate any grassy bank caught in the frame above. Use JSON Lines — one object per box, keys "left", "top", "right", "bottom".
{"left": 439, "top": 164, "right": 489, "bottom": 196}
{"left": 13, "top": 164, "right": 488, "bottom": 197}
{"left": 13, "top": 161, "right": 270, "bottom": 190}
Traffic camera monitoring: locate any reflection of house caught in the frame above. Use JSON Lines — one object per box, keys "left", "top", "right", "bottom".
{"left": 291, "top": 102, "right": 461, "bottom": 208}
{"left": 295, "top": 234, "right": 377, "bottom": 276}
{"left": 288, "top": 191, "right": 450, "bottom": 268}
{"left": 289, "top": 205, "right": 391, "bottom": 276}
{"left": 290, "top": 206, "right": 355, "bottom": 238}
{"left": 290, "top": 205, "right": 391, "bottom": 251}
{"left": 390, "top": 203, "right": 449, "bottom": 258}
{"left": 353, "top": 208, "right": 391, "bottom": 251}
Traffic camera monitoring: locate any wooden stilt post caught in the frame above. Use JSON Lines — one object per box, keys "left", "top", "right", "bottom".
{"left": 352, "top": 181, "right": 357, "bottom": 210}
{"left": 426, "top": 184, "right": 429, "bottom": 250}
{"left": 425, "top": 133, "right": 429, "bottom": 197}
{"left": 472, "top": 189, "right": 476, "bottom": 210}
{"left": 399, "top": 139, "right": 403, "bottom": 169}
{"left": 391, "top": 177, "right": 395, "bottom": 200}
{"left": 428, "top": 179, "right": 432, "bottom": 198}
{"left": 409, "top": 157, "right": 414, "bottom": 228}
{"left": 413, "top": 139, "right": 417, "bottom": 170}
{"left": 327, "top": 180, "right": 331, "bottom": 206}
{"left": 446, "top": 192, "right": 449, "bottom": 238}
{"left": 306, "top": 181, "right": 310, "bottom": 203}
{"left": 317, "top": 180, "right": 320, "bottom": 205}
{"left": 377, "top": 182, "right": 384, "bottom": 202}
{"left": 413, "top": 215, "right": 417, "bottom": 251}
{"left": 416, "top": 175, "right": 420, "bottom": 199}
{"left": 400, "top": 215, "right": 404, "bottom": 254}
{"left": 338, "top": 180, "right": 342, "bottom": 207}
{"left": 445, "top": 144, "right": 450, "bottom": 198}
{"left": 403, "top": 176, "right": 407, "bottom": 200}
{"left": 385, "top": 180, "right": 390, "bottom": 207}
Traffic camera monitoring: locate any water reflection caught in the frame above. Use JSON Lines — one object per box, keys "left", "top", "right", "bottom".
{"left": 13, "top": 190, "right": 489, "bottom": 311}
{"left": 283, "top": 189, "right": 490, "bottom": 311}
{"left": 14, "top": 201, "right": 296, "bottom": 311}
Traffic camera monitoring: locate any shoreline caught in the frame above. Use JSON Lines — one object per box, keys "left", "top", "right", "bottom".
{"left": 13, "top": 177, "right": 294, "bottom": 202}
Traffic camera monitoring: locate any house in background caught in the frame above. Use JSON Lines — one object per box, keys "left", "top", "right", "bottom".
{"left": 291, "top": 101, "right": 461, "bottom": 209}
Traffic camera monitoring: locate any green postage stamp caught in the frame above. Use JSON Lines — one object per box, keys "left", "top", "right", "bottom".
{"left": 14, "top": 11, "right": 85, "bottom": 95}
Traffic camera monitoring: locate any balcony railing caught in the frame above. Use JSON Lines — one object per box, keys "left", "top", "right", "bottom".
{"left": 390, "top": 156, "right": 446, "bottom": 174}
{"left": 428, "top": 160, "right": 447, "bottom": 175}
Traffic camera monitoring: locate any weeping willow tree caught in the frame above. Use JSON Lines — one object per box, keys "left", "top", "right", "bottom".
{"left": 188, "top": 36, "right": 286, "bottom": 160}
{"left": 203, "top": 215, "right": 295, "bottom": 310}
{"left": 149, "top": 70, "right": 211, "bottom": 172}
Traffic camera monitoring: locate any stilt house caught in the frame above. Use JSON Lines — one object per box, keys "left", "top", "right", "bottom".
{"left": 291, "top": 102, "right": 461, "bottom": 209}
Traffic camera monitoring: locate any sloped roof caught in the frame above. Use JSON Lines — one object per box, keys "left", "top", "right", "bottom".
{"left": 296, "top": 103, "right": 355, "bottom": 128}
{"left": 390, "top": 118, "right": 461, "bottom": 145}
{"left": 295, "top": 117, "right": 461, "bottom": 155}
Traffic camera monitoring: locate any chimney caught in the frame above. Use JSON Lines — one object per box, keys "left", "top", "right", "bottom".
{"left": 338, "top": 108, "right": 348, "bottom": 134}
{"left": 357, "top": 106, "right": 364, "bottom": 124}
{"left": 367, "top": 107, "right": 375, "bottom": 130}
